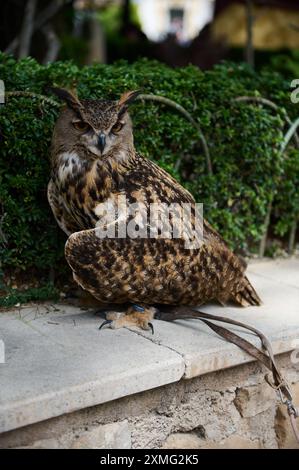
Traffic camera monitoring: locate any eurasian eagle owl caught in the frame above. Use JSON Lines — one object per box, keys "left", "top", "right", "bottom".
{"left": 48, "top": 88, "right": 261, "bottom": 332}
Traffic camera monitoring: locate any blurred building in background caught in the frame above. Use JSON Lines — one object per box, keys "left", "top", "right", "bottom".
{"left": 2, "top": 0, "right": 299, "bottom": 70}
{"left": 212, "top": 0, "right": 299, "bottom": 50}
{"left": 135, "top": 0, "right": 214, "bottom": 44}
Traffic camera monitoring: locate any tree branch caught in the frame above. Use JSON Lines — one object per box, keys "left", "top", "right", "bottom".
{"left": 5, "top": 91, "right": 60, "bottom": 108}
{"left": 18, "top": 0, "right": 37, "bottom": 58}
{"left": 42, "top": 24, "right": 60, "bottom": 64}
{"left": 288, "top": 220, "right": 297, "bottom": 254}
{"left": 232, "top": 96, "right": 299, "bottom": 147}
{"left": 5, "top": 0, "right": 71, "bottom": 55}
{"left": 233, "top": 96, "right": 299, "bottom": 257}
{"left": 138, "top": 94, "right": 212, "bottom": 175}
{"left": 289, "top": 23, "right": 299, "bottom": 33}
{"left": 245, "top": 0, "right": 255, "bottom": 68}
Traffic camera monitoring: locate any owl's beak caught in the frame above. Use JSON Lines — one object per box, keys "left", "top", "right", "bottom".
{"left": 98, "top": 133, "right": 106, "bottom": 153}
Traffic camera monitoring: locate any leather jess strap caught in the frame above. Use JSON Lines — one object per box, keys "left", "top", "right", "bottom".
{"left": 156, "top": 307, "right": 299, "bottom": 444}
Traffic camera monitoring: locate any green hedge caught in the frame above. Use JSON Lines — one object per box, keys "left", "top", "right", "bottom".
{"left": 0, "top": 54, "right": 298, "bottom": 295}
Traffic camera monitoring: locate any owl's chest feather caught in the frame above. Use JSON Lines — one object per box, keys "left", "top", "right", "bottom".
{"left": 52, "top": 151, "right": 194, "bottom": 234}
{"left": 54, "top": 151, "right": 115, "bottom": 229}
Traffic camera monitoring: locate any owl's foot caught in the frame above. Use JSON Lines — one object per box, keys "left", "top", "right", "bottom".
{"left": 99, "top": 304, "right": 156, "bottom": 334}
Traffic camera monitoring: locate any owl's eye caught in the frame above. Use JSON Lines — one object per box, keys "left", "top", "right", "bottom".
{"left": 111, "top": 121, "right": 124, "bottom": 134}
{"left": 73, "top": 121, "right": 90, "bottom": 132}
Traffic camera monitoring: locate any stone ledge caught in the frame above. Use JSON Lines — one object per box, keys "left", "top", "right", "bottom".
{"left": 0, "top": 258, "right": 298, "bottom": 435}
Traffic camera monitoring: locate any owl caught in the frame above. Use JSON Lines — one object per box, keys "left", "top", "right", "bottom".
{"left": 48, "top": 88, "right": 261, "bottom": 332}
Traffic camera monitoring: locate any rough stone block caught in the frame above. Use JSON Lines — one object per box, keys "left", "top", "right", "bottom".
{"left": 18, "top": 438, "right": 60, "bottom": 449}
{"left": 162, "top": 432, "right": 261, "bottom": 449}
{"left": 162, "top": 433, "right": 203, "bottom": 449}
{"left": 234, "top": 384, "right": 275, "bottom": 418}
{"left": 200, "top": 435, "right": 262, "bottom": 449}
{"left": 70, "top": 421, "right": 131, "bottom": 449}
{"left": 275, "top": 383, "right": 299, "bottom": 449}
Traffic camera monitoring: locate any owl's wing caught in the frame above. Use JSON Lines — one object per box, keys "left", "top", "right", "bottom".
{"left": 123, "top": 155, "right": 247, "bottom": 267}
{"left": 47, "top": 179, "right": 80, "bottom": 236}
{"left": 65, "top": 228, "right": 261, "bottom": 307}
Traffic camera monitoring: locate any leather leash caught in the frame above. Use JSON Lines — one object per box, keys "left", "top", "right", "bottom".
{"left": 156, "top": 307, "right": 299, "bottom": 444}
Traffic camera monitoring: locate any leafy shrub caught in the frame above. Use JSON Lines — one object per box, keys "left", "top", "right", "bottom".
{"left": 0, "top": 53, "right": 298, "bottom": 298}
{"left": 269, "top": 50, "right": 299, "bottom": 79}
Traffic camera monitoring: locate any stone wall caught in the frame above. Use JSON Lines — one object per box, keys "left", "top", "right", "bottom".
{"left": 1, "top": 353, "right": 298, "bottom": 449}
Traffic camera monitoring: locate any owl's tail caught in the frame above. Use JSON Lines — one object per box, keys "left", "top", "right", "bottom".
{"left": 231, "top": 275, "right": 262, "bottom": 307}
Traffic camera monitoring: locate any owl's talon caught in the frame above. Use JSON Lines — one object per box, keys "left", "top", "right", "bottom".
{"left": 99, "top": 319, "right": 113, "bottom": 330}
{"left": 97, "top": 305, "right": 156, "bottom": 332}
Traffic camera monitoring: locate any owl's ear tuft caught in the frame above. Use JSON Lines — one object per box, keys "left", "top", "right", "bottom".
{"left": 49, "top": 87, "right": 83, "bottom": 115}
{"left": 118, "top": 90, "right": 141, "bottom": 108}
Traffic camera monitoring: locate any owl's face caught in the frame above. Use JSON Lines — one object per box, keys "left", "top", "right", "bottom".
{"left": 51, "top": 89, "right": 140, "bottom": 160}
